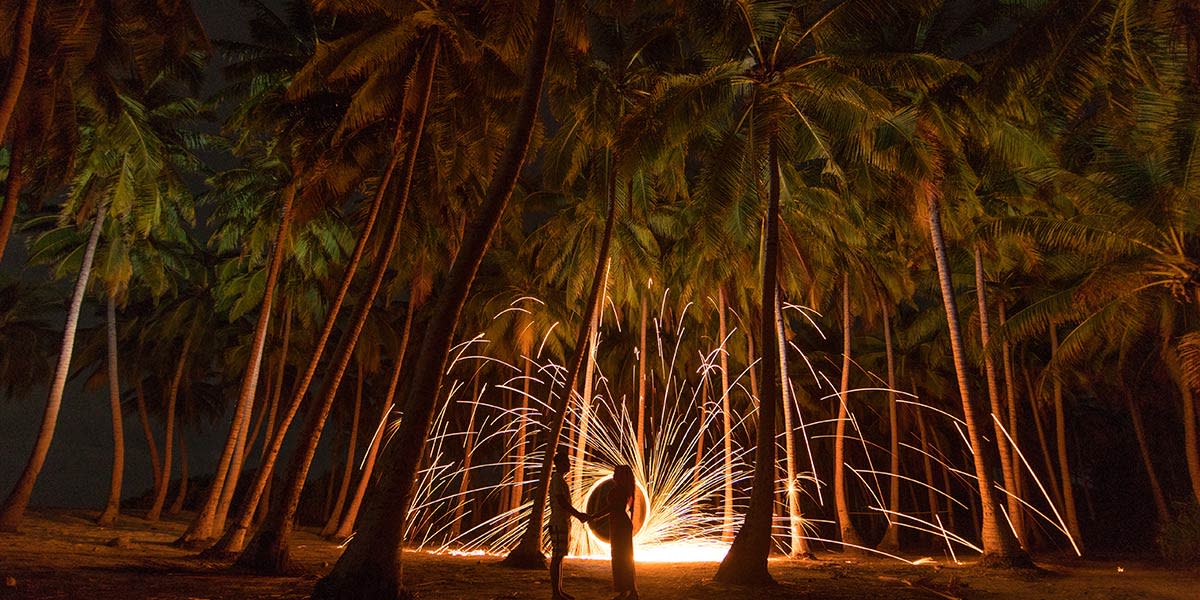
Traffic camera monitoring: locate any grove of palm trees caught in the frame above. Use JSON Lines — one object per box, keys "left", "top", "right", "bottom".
{"left": 2, "top": 1, "right": 1199, "bottom": 599}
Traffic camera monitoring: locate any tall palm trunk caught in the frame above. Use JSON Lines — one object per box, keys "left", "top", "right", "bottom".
{"left": 1124, "top": 386, "right": 1169, "bottom": 523}
{"left": 333, "top": 299, "right": 412, "bottom": 540}
{"left": 322, "top": 360, "right": 364, "bottom": 537}
{"left": 170, "top": 424, "right": 189, "bottom": 515}
{"left": 1049, "top": 327, "right": 1083, "bottom": 549}
{"left": 213, "top": 365, "right": 261, "bottom": 532}
{"left": 714, "top": 133, "right": 780, "bottom": 585}
{"left": 638, "top": 288, "right": 648, "bottom": 456}
{"left": 0, "top": 202, "right": 107, "bottom": 532}
{"left": 1025, "top": 364, "right": 1063, "bottom": 508}
{"left": 149, "top": 332, "right": 193, "bottom": 521}
{"left": 878, "top": 299, "right": 901, "bottom": 550}
{"left": 777, "top": 289, "right": 811, "bottom": 558}
{"left": 509, "top": 352, "right": 532, "bottom": 516}
{"left": 317, "top": 4, "right": 556, "bottom": 594}
{"left": 98, "top": 293, "right": 126, "bottom": 527}
{"left": 451, "top": 380, "right": 482, "bottom": 539}
{"left": 572, "top": 282, "right": 607, "bottom": 505}
{"left": 834, "top": 273, "right": 863, "bottom": 550}
{"left": 177, "top": 183, "right": 295, "bottom": 546}
{"left": 504, "top": 136, "right": 617, "bottom": 570}
{"left": 718, "top": 287, "right": 734, "bottom": 541}
{"left": 974, "top": 247, "right": 1020, "bottom": 540}
{"left": 925, "top": 191, "right": 1027, "bottom": 565}
{"left": 0, "top": 145, "right": 26, "bottom": 272}
{"left": 916, "top": 407, "right": 939, "bottom": 544}
{"left": 257, "top": 298, "right": 293, "bottom": 521}
{"left": 998, "top": 300, "right": 1026, "bottom": 540}
{"left": 133, "top": 376, "right": 162, "bottom": 500}
{"left": 235, "top": 45, "right": 439, "bottom": 572}
{"left": 0, "top": 0, "right": 35, "bottom": 150}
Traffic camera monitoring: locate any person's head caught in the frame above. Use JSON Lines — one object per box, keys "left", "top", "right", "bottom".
{"left": 612, "top": 464, "right": 635, "bottom": 497}
{"left": 554, "top": 448, "right": 570, "bottom": 473}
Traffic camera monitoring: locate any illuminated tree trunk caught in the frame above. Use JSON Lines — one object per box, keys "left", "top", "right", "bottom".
{"left": 451, "top": 379, "right": 482, "bottom": 540}
{"left": 926, "top": 190, "right": 1027, "bottom": 565}
{"left": 833, "top": 273, "right": 863, "bottom": 551}
{"left": 176, "top": 184, "right": 294, "bottom": 546}
{"left": 0, "top": 0, "right": 35, "bottom": 152}
{"left": 322, "top": 360, "right": 364, "bottom": 537}
{"left": 334, "top": 297, "right": 415, "bottom": 540}
{"left": 318, "top": 4, "right": 556, "bottom": 592}
{"left": 133, "top": 376, "right": 162, "bottom": 500}
{"left": 98, "top": 293, "right": 126, "bottom": 527}
{"left": 777, "top": 290, "right": 811, "bottom": 558}
{"left": 638, "top": 289, "right": 648, "bottom": 456}
{"left": 916, "top": 407, "right": 939, "bottom": 544}
{"left": 1049, "top": 327, "right": 1083, "bottom": 550}
{"left": 974, "top": 247, "right": 1020, "bottom": 541}
{"left": 509, "top": 356, "right": 532, "bottom": 515}
{"left": 998, "top": 300, "right": 1026, "bottom": 541}
{"left": 714, "top": 132, "right": 780, "bottom": 585}
{"left": 149, "top": 333, "right": 192, "bottom": 521}
{"left": 214, "top": 365, "right": 259, "bottom": 533}
{"left": 573, "top": 280, "right": 606, "bottom": 503}
{"left": 0, "top": 202, "right": 107, "bottom": 532}
{"left": 878, "top": 300, "right": 901, "bottom": 551}
{"left": 719, "top": 287, "right": 734, "bottom": 541}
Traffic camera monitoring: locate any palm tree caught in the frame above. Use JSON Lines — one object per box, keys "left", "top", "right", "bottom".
{"left": 315, "top": 0, "right": 558, "bottom": 595}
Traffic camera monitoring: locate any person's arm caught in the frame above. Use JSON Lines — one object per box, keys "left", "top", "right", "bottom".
{"left": 555, "top": 485, "right": 588, "bottom": 521}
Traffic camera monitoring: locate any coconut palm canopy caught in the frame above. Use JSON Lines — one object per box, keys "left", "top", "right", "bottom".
{"left": 1, "top": 0, "right": 1199, "bottom": 598}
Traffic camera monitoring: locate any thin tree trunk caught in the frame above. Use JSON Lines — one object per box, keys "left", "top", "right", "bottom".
{"left": 1049, "top": 327, "right": 1083, "bottom": 549}
{"left": 998, "top": 300, "right": 1026, "bottom": 541}
{"left": 974, "top": 247, "right": 1020, "bottom": 542}
{"left": 214, "top": 364, "right": 260, "bottom": 532}
{"left": 878, "top": 299, "right": 901, "bottom": 550}
{"left": 0, "top": 145, "right": 26, "bottom": 270}
{"left": 509, "top": 353, "right": 532, "bottom": 516}
{"left": 234, "top": 40, "right": 440, "bottom": 572}
{"left": 916, "top": 407, "right": 939, "bottom": 546}
{"left": 777, "top": 289, "right": 811, "bottom": 558}
{"left": 1124, "top": 386, "right": 1169, "bottom": 523}
{"left": 1026, "top": 363, "right": 1063, "bottom": 508}
{"left": 333, "top": 297, "right": 412, "bottom": 540}
{"left": 0, "top": 0, "right": 36, "bottom": 169}
{"left": 98, "top": 292, "right": 125, "bottom": 527}
{"left": 719, "top": 287, "right": 734, "bottom": 542}
{"left": 0, "top": 202, "right": 107, "bottom": 532}
{"left": 925, "top": 190, "right": 1027, "bottom": 565}
{"left": 323, "top": 360, "right": 364, "bottom": 537}
{"left": 638, "top": 288, "right": 648, "bottom": 457}
{"left": 169, "top": 423, "right": 189, "bottom": 515}
{"left": 149, "top": 332, "right": 192, "bottom": 521}
{"left": 210, "top": 41, "right": 438, "bottom": 560}
{"left": 450, "top": 379, "right": 482, "bottom": 540}
{"left": 714, "top": 131, "right": 781, "bottom": 585}
{"left": 319, "top": 6, "right": 557, "bottom": 593}
{"left": 1180, "top": 363, "right": 1200, "bottom": 507}
{"left": 134, "top": 374, "right": 162, "bottom": 502}
{"left": 177, "top": 183, "right": 294, "bottom": 547}
{"left": 834, "top": 273, "right": 863, "bottom": 551}
{"left": 572, "top": 281, "right": 606, "bottom": 506}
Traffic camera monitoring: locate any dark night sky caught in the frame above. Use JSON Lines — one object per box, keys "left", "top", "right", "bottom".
{"left": 0, "top": 0, "right": 296, "bottom": 509}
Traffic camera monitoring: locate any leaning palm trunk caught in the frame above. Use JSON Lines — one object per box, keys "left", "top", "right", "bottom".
{"left": 98, "top": 293, "right": 126, "bottom": 527}
{"left": 777, "top": 289, "right": 811, "bottom": 558}
{"left": 974, "top": 247, "right": 1021, "bottom": 543}
{"left": 134, "top": 376, "right": 162, "bottom": 500}
{"left": 176, "top": 184, "right": 295, "bottom": 546}
{"left": 169, "top": 425, "right": 189, "bottom": 515}
{"left": 322, "top": 361, "right": 364, "bottom": 537}
{"left": 833, "top": 273, "right": 864, "bottom": 551}
{"left": 503, "top": 144, "right": 617, "bottom": 571}
{"left": 1124, "top": 386, "right": 1169, "bottom": 523}
{"left": 508, "top": 353, "right": 533, "bottom": 516}
{"left": 450, "top": 381, "right": 482, "bottom": 540}
{"left": 233, "top": 43, "right": 439, "bottom": 572}
{"left": 0, "top": 202, "right": 107, "bottom": 532}
{"left": 213, "top": 375, "right": 258, "bottom": 532}
{"left": 316, "top": 4, "right": 556, "bottom": 594}
{"left": 878, "top": 300, "right": 901, "bottom": 550}
{"left": 0, "top": 0, "right": 36, "bottom": 182}
{"left": 1049, "top": 327, "right": 1083, "bottom": 549}
{"left": 718, "top": 287, "right": 734, "bottom": 541}
{"left": 714, "top": 133, "right": 781, "bottom": 585}
{"left": 925, "top": 189, "right": 1028, "bottom": 565}
{"left": 638, "top": 288, "right": 649, "bottom": 456}
{"left": 998, "top": 300, "right": 1026, "bottom": 540}
{"left": 0, "top": 145, "right": 26, "bottom": 279}
{"left": 148, "top": 333, "right": 193, "bottom": 521}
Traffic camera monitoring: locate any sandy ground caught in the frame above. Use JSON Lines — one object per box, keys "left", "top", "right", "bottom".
{"left": 0, "top": 509, "right": 1197, "bottom": 599}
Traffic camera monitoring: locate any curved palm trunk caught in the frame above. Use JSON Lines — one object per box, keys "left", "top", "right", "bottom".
{"left": 997, "top": 300, "right": 1026, "bottom": 541}
{"left": 208, "top": 42, "right": 438, "bottom": 560}
{"left": 0, "top": 145, "right": 26, "bottom": 269}
{"left": 714, "top": 133, "right": 781, "bottom": 585}
{"left": 133, "top": 376, "right": 162, "bottom": 500}
{"left": 925, "top": 191, "right": 1028, "bottom": 565}
{"left": 974, "top": 247, "right": 1020, "bottom": 542}
{"left": 834, "top": 273, "right": 864, "bottom": 551}
{"left": 323, "top": 361, "right": 364, "bottom": 537}
{"left": 316, "top": 4, "right": 556, "bottom": 594}
{"left": 233, "top": 44, "right": 439, "bottom": 573}
{"left": 638, "top": 289, "right": 648, "bottom": 457}
{"left": 450, "top": 381, "right": 482, "bottom": 540}
{"left": 149, "top": 332, "right": 192, "bottom": 521}
{"left": 1049, "top": 327, "right": 1083, "bottom": 549}
{"left": 878, "top": 300, "right": 901, "bottom": 551}
{"left": 1124, "top": 387, "right": 1169, "bottom": 523}
{"left": 170, "top": 424, "right": 189, "bottom": 515}
{"left": 504, "top": 147, "right": 617, "bottom": 570}
{"left": 1026, "top": 364, "right": 1063, "bottom": 509}
{"left": 333, "top": 296, "right": 415, "bottom": 540}
{"left": 719, "top": 287, "right": 734, "bottom": 541}
{"left": 572, "top": 287, "right": 606, "bottom": 516}
{"left": 777, "top": 289, "right": 811, "bottom": 558}
{"left": 0, "top": 202, "right": 107, "bottom": 532}
{"left": 0, "top": 0, "right": 36, "bottom": 165}
{"left": 176, "top": 184, "right": 295, "bottom": 546}
{"left": 213, "top": 368, "right": 260, "bottom": 532}
{"left": 98, "top": 293, "right": 126, "bottom": 527}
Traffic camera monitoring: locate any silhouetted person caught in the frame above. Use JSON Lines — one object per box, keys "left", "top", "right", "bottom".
{"left": 587, "top": 464, "right": 638, "bottom": 600}
{"left": 549, "top": 448, "right": 588, "bottom": 600}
